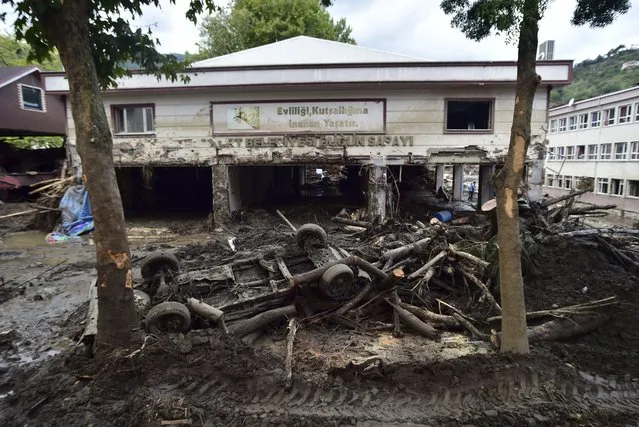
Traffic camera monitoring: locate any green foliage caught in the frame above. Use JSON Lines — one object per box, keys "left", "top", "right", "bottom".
{"left": 1, "top": 136, "right": 64, "bottom": 149}
{"left": 194, "top": 0, "right": 355, "bottom": 60}
{"left": 0, "top": 1, "right": 219, "bottom": 88}
{"left": 0, "top": 32, "right": 62, "bottom": 70}
{"left": 551, "top": 46, "right": 639, "bottom": 106}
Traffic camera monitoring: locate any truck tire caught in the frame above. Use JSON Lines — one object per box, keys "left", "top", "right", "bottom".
{"left": 319, "top": 264, "right": 355, "bottom": 300}
{"left": 140, "top": 252, "right": 180, "bottom": 281}
{"left": 295, "top": 224, "right": 328, "bottom": 249}
{"left": 145, "top": 301, "right": 191, "bottom": 335}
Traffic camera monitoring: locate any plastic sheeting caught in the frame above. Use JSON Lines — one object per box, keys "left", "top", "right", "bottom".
{"left": 47, "top": 185, "right": 94, "bottom": 243}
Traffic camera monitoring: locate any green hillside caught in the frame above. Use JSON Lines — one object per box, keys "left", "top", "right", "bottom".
{"left": 551, "top": 45, "right": 639, "bottom": 107}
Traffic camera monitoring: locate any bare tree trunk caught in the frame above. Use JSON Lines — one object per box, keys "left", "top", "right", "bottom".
{"left": 39, "top": 0, "right": 138, "bottom": 351}
{"left": 492, "top": 0, "right": 541, "bottom": 354}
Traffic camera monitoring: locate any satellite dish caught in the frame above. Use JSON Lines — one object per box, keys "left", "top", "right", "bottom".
{"left": 568, "top": 98, "right": 575, "bottom": 107}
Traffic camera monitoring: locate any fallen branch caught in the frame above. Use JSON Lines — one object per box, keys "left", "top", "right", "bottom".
{"left": 290, "top": 255, "right": 388, "bottom": 286}
{"left": 568, "top": 204, "right": 616, "bottom": 215}
{"left": 228, "top": 305, "right": 296, "bottom": 338}
{"left": 334, "top": 282, "right": 373, "bottom": 316}
{"left": 276, "top": 209, "right": 297, "bottom": 232}
{"left": 28, "top": 176, "right": 74, "bottom": 195}
{"left": 0, "top": 209, "right": 39, "bottom": 220}
{"left": 408, "top": 250, "right": 447, "bottom": 279}
{"left": 331, "top": 216, "right": 372, "bottom": 229}
{"left": 449, "top": 245, "right": 490, "bottom": 269}
{"left": 558, "top": 228, "right": 639, "bottom": 237}
{"left": 543, "top": 188, "right": 590, "bottom": 206}
{"left": 391, "top": 291, "right": 403, "bottom": 338}
{"left": 385, "top": 299, "right": 438, "bottom": 340}
{"left": 284, "top": 318, "right": 299, "bottom": 389}
{"left": 461, "top": 269, "right": 502, "bottom": 314}
{"left": 486, "top": 296, "right": 617, "bottom": 322}
{"left": 380, "top": 237, "right": 431, "bottom": 261}
{"left": 398, "top": 302, "right": 458, "bottom": 327}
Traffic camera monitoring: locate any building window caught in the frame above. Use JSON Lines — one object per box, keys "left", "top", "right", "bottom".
{"left": 597, "top": 177, "right": 609, "bottom": 194}
{"left": 113, "top": 105, "right": 155, "bottom": 134}
{"left": 445, "top": 100, "right": 493, "bottom": 132}
{"left": 600, "top": 143, "right": 612, "bottom": 160}
{"left": 566, "top": 146, "right": 575, "bottom": 160}
{"left": 610, "top": 179, "right": 624, "bottom": 196}
{"left": 635, "top": 103, "right": 639, "bottom": 121}
{"left": 19, "top": 84, "right": 45, "bottom": 111}
{"left": 604, "top": 107, "right": 616, "bottom": 126}
{"left": 614, "top": 142, "right": 628, "bottom": 160}
{"left": 556, "top": 146, "right": 565, "bottom": 159}
{"left": 557, "top": 175, "right": 564, "bottom": 188}
{"left": 619, "top": 104, "right": 632, "bottom": 123}
{"left": 576, "top": 145, "right": 585, "bottom": 159}
{"left": 546, "top": 173, "right": 555, "bottom": 187}
{"left": 564, "top": 175, "right": 573, "bottom": 189}
{"left": 590, "top": 111, "right": 601, "bottom": 127}
{"left": 547, "top": 147, "right": 555, "bottom": 160}
{"left": 568, "top": 115, "right": 577, "bottom": 130}
{"left": 549, "top": 119, "right": 558, "bottom": 133}
{"left": 631, "top": 141, "right": 639, "bottom": 160}
{"left": 587, "top": 144, "right": 598, "bottom": 160}
{"left": 628, "top": 180, "right": 639, "bottom": 198}
{"left": 558, "top": 118, "right": 567, "bottom": 132}
{"left": 578, "top": 113, "right": 588, "bottom": 129}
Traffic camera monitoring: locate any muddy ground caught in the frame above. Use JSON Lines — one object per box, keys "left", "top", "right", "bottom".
{"left": 1, "top": 201, "right": 639, "bottom": 426}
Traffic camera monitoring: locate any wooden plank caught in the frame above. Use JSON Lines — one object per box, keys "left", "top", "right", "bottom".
{"left": 84, "top": 279, "right": 98, "bottom": 338}
{"left": 275, "top": 256, "right": 293, "bottom": 280}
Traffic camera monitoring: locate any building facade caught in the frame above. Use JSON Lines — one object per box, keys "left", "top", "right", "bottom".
{"left": 545, "top": 86, "right": 639, "bottom": 217}
{"left": 43, "top": 37, "right": 572, "bottom": 221}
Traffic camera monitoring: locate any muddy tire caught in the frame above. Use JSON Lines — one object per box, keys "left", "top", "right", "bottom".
{"left": 319, "top": 264, "right": 355, "bottom": 300}
{"left": 133, "top": 289, "right": 151, "bottom": 313}
{"left": 145, "top": 301, "right": 191, "bottom": 335}
{"left": 140, "top": 252, "right": 180, "bottom": 281}
{"left": 295, "top": 224, "right": 328, "bottom": 249}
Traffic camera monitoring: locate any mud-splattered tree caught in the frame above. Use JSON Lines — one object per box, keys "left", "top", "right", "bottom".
{"left": 0, "top": 0, "right": 217, "bottom": 352}
{"left": 440, "top": 0, "right": 631, "bottom": 353}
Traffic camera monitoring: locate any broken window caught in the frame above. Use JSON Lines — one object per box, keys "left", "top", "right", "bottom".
{"left": 610, "top": 179, "right": 625, "bottom": 196}
{"left": 445, "top": 100, "right": 493, "bottom": 131}
{"left": 597, "top": 177, "right": 609, "bottom": 194}
{"left": 604, "top": 107, "right": 616, "bottom": 126}
{"left": 619, "top": 104, "right": 632, "bottom": 123}
{"left": 631, "top": 141, "right": 639, "bottom": 160}
{"left": 587, "top": 144, "right": 598, "bottom": 160}
{"left": 628, "top": 180, "right": 639, "bottom": 198}
{"left": 566, "top": 146, "right": 575, "bottom": 160}
{"left": 600, "top": 143, "right": 612, "bottom": 160}
{"left": 558, "top": 118, "right": 567, "bottom": 132}
{"left": 113, "top": 105, "right": 155, "bottom": 134}
{"left": 19, "top": 84, "right": 44, "bottom": 111}
{"left": 614, "top": 142, "right": 628, "bottom": 160}
{"left": 576, "top": 145, "right": 585, "bottom": 159}
{"left": 578, "top": 113, "right": 588, "bottom": 129}
{"left": 568, "top": 116, "right": 577, "bottom": 130}
{"left": 590, "top": 111, "right": 601, "bottom": 127}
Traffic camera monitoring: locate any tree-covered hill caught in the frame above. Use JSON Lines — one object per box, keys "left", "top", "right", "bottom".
{"left": 551, "top": 45, "right": 639, "bottom": 107}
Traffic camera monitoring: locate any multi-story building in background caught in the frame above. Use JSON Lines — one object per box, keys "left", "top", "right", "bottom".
{"left": 545, "top": 86, "right": 639, "bottom": 217}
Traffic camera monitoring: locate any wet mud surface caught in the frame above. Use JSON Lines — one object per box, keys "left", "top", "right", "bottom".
{"left": 1, "top": 203, "right": 639, "bottom": 426}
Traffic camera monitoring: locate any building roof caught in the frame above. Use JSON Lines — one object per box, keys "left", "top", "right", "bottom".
{"left": 0, "top": 66, "right": 39, "bottom": 89}
{"left": 192, "top": 36, "right": 428, "bottom": 68}
{"left": 550, "top": 85, "right": 639, "bottom": 114}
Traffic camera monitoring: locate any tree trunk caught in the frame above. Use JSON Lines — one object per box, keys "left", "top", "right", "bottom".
{"left": 492, "top": 0, "right": 542, "bottom": 354}
{"left": 39, "top": 0, "right": 138, "bottom": 351}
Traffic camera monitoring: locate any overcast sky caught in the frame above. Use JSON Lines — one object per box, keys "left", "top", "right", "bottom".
{"left": 2, "top": 0, "right": 638, "bottom": 62}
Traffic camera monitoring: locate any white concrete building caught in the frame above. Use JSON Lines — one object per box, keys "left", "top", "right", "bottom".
{"left": 545, "top": 86, "right": 639, "bottom": 217}
{"left": 43, "top": 36, "right": 572, "bottom": 222}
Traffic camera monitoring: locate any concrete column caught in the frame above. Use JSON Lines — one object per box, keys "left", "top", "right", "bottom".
{"left": 227, "top": 166, "right": 241, "bottom": 213}
{"left": 435, "top": 164, "right": 445, "bottom": 192}
{"left": 479, "top": 164, "right": 495, "bottom": 207}
{"left": 453, "top": 164, "right": 464, "bottom": 201}
{"left": 212, "top": 164, "right": 230, "bottom": 230}
{"left": 367, "top": 156, "right": 387, "bottom": 223}
{"left": 528, "top": 159, "right": 544, "bottom": 202}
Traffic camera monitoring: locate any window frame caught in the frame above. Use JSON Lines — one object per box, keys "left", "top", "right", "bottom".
{"left": 546, "top": 173, "right": 555, "bottom": 187}
{"left": 566, "top": 146, "right": 575, "bottom": 160}
{"left": 564, "top": 175, "right": 573, "bottom": 189}
{"left": 549, "top": 119, "right": 558, "bottom": 133}
{"left": 610, "top": 178, "right": 625, "bottom": 197}
{"left": 635, "top": 103, "right": 639, "bottom": 122}
{"left": 18, "top": 83, "right": 46, "bottom": 112}
{"left": 597, "top": 177, "right": 610, "bottom": 194}
{"left": 619, "top": 104, "right": 632, "bottom": 124}
{"left": 556, "top": 146, "right": 565, "bottom": 159}
{"left": 578, "top": 113, "right": 588, "bottom": 129}
{"left": 628, "top": 180, "right": 639, "bottom": 198}
{"left": 558, "top": 118, "right": 567, "bottom": 132}
{"left": 568, "top": 115, "right": 577, "bottom": 130}
{"left": 443, "top": 98, "right": 495, "bottom": 134}
{"left": 614, "top": 142, "right": 628, "bottom": 160}
{"left": 631, "top": 141, "right": 639, "bottom": 160}
{"left": 587, "top": 144, "right": 598, "bottom": 160}
{"left": 547, "top": 147, "right": 556, "bottom": 160}
{"left": 604, "top": 107, "right": 616, "bottom": 126}
{"left": 111, "top": 104, "right": 156, "bottom": 136}
{"left": 590, "top": 111, "right": 601, "bottom": 127}
{"left": 600, "top": 143, "right": 612, "bottom": 160}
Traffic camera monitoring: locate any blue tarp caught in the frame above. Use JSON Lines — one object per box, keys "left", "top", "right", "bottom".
{"left": 47, "top": 185, "right": 94, "bottom": 242}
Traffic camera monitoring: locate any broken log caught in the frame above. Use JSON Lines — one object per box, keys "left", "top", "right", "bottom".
{"left": 449, "top": 245, "right": 490, "bottom": 269}
{"left": 385, "top": 299, "right": 438, "bottom": 340}
{"left": 493, "top": 315, "right": 607, "bottom": 347}
{"left": 451, "top": 313, "right": 490, "bottom": 341}
{"left": 558, "top": 228, "right": 639, "bottom": 237}
{"left": 228, "top": 305, "right": 297, "bottom": 338}
{"left": 334, "top": 282, "right": 373, "bottom": 316}
{"left": 0, "top": 209, "right": 39, "bottom": 220}
{"left": 568, "top": 204, "right": 616, "bottom": 215}
{"left": 379, "top": 268, "right": 405, "bottom": 289}
{"left": 331, "top": 216, "right": 372, "bottom": 229}
{"left": 461, "top": 270, "right": 502, "bottom": 314}
{"left": 408, "top": 250, "right": 447, "bottom": 279}
{"left": 543, "top": 188, "right": 590, "bottom": 206}
{"left": 380, "top": 237, "right": 431, "bottom": 262}
{"left": 284, "top": 318, "right": 299, "bottom": 389}
{"left": 392, "top": 291, "right": 403, "bottom": 338}
{"left": 186, "top": 298, "right": 224, "bottom": 323}
{"left": 276, "top": 209, "right": 297, "bottom": 232}
{"left": 398, "top": 302, "right": 458, "bottom": 327}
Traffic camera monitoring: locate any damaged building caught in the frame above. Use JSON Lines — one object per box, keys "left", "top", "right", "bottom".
{"left": 42, "top": 36, "right": 573, "bottom": 222}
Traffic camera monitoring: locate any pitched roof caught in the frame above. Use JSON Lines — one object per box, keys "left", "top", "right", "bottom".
{"left": 192, "top": 36, "right": 428, "bottom": 68}
{"left": 0, "top": 66, "right": 39, "bottom": 89}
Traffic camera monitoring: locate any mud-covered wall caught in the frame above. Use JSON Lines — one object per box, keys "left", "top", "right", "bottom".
{"left": 64, "top": 85, "right": 549, "bottom": 170}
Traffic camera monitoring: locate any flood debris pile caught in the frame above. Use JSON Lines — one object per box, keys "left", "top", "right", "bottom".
{"left": 122, "top": 191, "right": 637, "bottom": 380}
